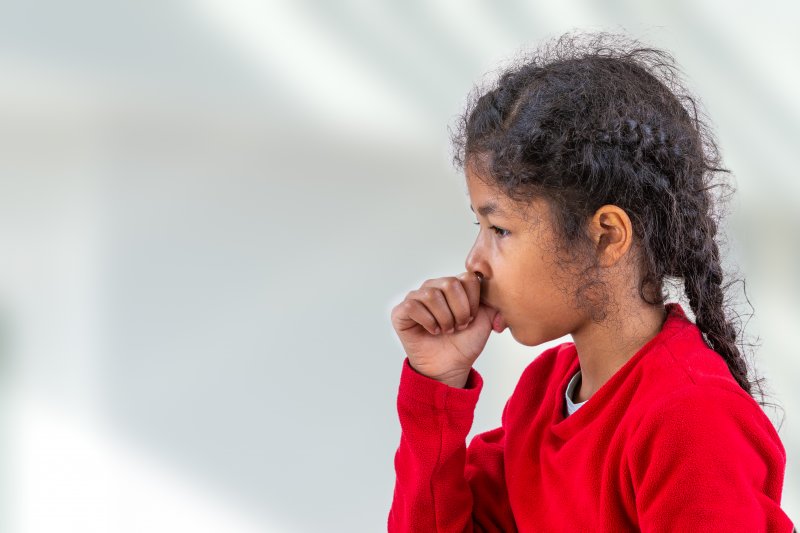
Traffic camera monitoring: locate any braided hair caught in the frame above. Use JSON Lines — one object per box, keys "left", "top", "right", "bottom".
{"left": 451, "top": 32, "right": 781, "bottom": 421}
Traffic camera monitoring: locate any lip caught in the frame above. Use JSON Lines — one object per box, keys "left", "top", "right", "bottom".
{"left": 492, "top": 310, "right": 507, "bottom": 332}
{"left": 481, "top": 299, "right": 507, "bottom": 332}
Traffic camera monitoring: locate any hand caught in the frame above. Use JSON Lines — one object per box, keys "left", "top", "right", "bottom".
{"left": 390, "top": 272, "right": 501, "bottom": 388}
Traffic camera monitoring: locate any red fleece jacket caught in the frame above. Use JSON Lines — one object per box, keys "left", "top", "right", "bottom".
{"left": 388, "top": 303, "right": 794, "bottom": 532}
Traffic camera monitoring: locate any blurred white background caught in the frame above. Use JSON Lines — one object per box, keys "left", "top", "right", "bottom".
{"left": 0, "top": 1, "right": 797, "bottom": 531}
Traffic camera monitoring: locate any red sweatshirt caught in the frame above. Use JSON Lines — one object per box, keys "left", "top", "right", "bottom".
{"left": 388, "top": 303, "right": 794, "bottom": 532}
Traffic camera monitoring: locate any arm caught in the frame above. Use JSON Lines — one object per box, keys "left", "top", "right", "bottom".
{"left": 388, "top": 358, "right": 517, "bottom": 533}
{"left": 627, "top": 386, "right": 794, "bottom": 532}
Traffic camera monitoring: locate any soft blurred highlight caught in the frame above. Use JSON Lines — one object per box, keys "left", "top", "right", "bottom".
{"left": 0, "top": 1, "right": 797, "bottom": 531}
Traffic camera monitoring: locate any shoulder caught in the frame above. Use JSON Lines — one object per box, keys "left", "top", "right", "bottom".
{"left": 626, "top": 378, "right": 791, "bottom": 529}
{"left": 624, "top": 380, "right": 788, "bottom": 527}
{"left": 629, "top": 320, "right": 753, "bottom": 409}
{"left": 637, "top": 381, "right": 773, "bottom": 428}
{"left": 627, "top": 381, "right": 786, "bottom": 468}
{"left": 633, "top": 321, "right": 781, "bottom": 440}
{"left": 625, "top": 320, "right": 786, "bottom": 462}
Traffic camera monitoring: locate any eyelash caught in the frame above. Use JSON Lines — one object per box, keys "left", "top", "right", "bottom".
{"left": 473, "top": 221, "right": 510, "bottom": 238}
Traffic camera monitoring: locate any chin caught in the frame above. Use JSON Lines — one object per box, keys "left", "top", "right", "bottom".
{"left": 509, "top": 324, "right": 559, "bottom": 347}
{"left": 509, "top": 326, "right": 536, "bottom": 346}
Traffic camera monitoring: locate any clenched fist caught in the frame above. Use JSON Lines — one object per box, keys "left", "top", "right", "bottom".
{"left": 390, "top": 271, "right": 504, "bottom": 388}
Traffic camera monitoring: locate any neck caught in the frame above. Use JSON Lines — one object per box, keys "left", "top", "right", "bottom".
{"left": 571, "top": 300, "right": 667, "bottom": 403}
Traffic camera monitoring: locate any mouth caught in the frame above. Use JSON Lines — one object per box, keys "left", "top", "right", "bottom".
{"left": 492, "top": 310, "right": 507, "bottom": 333}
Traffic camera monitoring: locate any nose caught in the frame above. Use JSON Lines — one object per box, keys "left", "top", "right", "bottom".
{"left": 465, "top": 240, "right": 488, "bottom": 281}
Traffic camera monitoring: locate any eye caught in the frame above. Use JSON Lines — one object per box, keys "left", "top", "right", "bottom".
{"left": 473, "top": 221, "right": 510, "bottom": 238}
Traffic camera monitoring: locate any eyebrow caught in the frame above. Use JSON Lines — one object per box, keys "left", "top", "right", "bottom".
{"left": 470, "top": 202, "right": 505, "bottom": 217}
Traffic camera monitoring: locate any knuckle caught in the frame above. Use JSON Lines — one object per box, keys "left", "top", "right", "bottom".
{"left": 391, "top": 302, "right": 405, "bottom": 318}
{"left": 421, "top": 287, "right": 437, "bottom": 300}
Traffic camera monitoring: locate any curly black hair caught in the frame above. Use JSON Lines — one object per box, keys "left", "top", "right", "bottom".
{"left": 451, "top": 32, "right": 781, "bottom": 421}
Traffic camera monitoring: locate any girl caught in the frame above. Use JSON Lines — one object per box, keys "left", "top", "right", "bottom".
{"left": 387, "top": 33, "right": 794, "bottom": 532}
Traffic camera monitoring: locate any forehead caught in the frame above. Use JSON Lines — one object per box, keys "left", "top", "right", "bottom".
{"left": 465, "top": 165, "right": 508, "bottom": 208}
{"left": 465, "top": 166, "right": 548, "bottom": 226}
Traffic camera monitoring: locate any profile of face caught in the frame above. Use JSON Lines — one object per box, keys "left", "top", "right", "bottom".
{"left": 464, "top": 163, "right": 588, "bottom": 347}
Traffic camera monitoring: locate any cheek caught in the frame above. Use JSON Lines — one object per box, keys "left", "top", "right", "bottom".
{"left": 505, "top": 272, "right": 577, "bottom": 342}
{"left": 514, "top": 261, "right": 562, "bottom": 304}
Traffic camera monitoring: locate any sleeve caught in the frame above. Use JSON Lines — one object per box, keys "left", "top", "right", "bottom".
{"left": 387, "top": 357, "right": 518, "bottom": 533}
{"left": 626, "top": 385, "right": 795, "bottom": 532}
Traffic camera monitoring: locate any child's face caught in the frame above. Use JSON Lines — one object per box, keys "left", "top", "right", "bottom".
{"left": 464, "top": 166, "right": 586, "bottom": 346}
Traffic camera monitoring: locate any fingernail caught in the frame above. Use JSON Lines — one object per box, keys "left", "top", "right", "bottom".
{"left": 434, "top": 327, "right": 441, "bottom": 334}
{"left": 447, "top": 327, "right": 455, "bottom": 334}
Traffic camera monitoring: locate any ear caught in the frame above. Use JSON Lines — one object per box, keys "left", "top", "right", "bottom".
{"left": 589, "top": 205, "right": 633, "bottom": 267}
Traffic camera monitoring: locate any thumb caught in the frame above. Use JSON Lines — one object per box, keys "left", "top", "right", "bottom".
{"left": 477, "top": 303, "right": 499, "bottom": 324}
{"left": 478, "top": 305, "right": 502, "bottom": 332}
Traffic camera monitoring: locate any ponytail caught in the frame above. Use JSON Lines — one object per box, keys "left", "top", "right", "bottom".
{"left": 681, "top": 212, "right": 750, "bottom": 393}
{"left": 677, "top": 182, "right": 782, "bottom": 427}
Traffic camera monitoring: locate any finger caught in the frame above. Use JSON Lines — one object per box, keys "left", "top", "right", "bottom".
{"left": 437, "top": 277, "right": 472, "bottom": 330}
{"left": 457, "top": 271, "right": 481, "bottom": 320}
{"left": 414, "top": 287, "right": 457, "bottom": 334}
{"left": 420, "top": 277, "right": 472, "bottom": 330}
{"left": 392, "top": 299, "right": 440, "bottom": 334}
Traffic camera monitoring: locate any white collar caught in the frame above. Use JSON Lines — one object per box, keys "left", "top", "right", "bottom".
{"left": 565, "top": 369, "right": 587, "bottom": 416}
